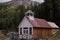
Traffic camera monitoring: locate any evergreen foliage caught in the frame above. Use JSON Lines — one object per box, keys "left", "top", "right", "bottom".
{"left": 0, "top": 0, "right": 60, "bottom": 32}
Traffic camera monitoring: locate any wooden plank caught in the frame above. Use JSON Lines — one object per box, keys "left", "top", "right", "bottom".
{"left": 33, "top": 28, "right": 52, "bottom": 39}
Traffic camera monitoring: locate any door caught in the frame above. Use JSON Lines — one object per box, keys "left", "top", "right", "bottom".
{"left": 23, "top": 27, "right": 28, "bottom": 39}
{"left": 20, "top": 27, "right": 33, "bottom": 39}
{"left": 23, "top": 29, "right": 28, "bottom": 35}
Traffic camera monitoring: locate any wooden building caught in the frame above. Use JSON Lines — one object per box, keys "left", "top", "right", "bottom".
{"left": 18, "top": 10, "right": 59, "bottom": 39}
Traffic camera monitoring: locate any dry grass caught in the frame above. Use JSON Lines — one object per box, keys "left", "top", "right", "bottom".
{"left": 5, "top": 35, "right": 10, "bottom": 40}
{"left": 1, "top": 29, "right": 60, "bottom": 40}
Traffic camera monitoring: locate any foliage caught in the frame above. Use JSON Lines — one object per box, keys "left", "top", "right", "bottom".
{"left": 0, "top": 0, "right": 60, "bottom": 32}
{"left": 0, "top": 5, "right": 25, "bottom": 32}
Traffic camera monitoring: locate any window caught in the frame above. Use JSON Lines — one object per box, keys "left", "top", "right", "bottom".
{"left": 29, "top": 27, "right": 32, "bottom": 35}
{"left": 26, "top": 13, "right": 33, "bottom": 16}
{"left": 23, "top": 29, "right": 28, "bottom": 34}
{"left": 24, "top": 27, "right": 28, "bottom": 29}
{"left": 30, "top": 13, "right": 33, "bottom": 16}
{"left": 20, "top": 28, "right": 22, "bottom": 35}
{"left": 23, "top": 27, "right": 28, "bottom": 35}
{"left": 26, "top": 13, "right": 29, "bottom": 16}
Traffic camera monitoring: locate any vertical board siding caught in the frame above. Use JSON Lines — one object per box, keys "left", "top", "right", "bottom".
{"left": 33, "top": 28, "right": 51, "bottom": 39}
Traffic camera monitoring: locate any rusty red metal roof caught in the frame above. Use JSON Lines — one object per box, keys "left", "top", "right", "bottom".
{"left": 24, "top": 16, "right": 59, "bottom": 28}
{"left": 26, "top": 17, "right": 51, "bottom": 28}
{"left": 35, "top": 18, "right": 51, "bottom": 28}
{"left": 28, "top": 19, "right": 40, "bottom": 27}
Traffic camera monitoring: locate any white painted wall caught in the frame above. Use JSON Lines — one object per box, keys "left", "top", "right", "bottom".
{"left": 18, "top": 17, "right": 33, "bottom": 28}
{"left": 18, "top": 17, "right": 33, "bottom": 39}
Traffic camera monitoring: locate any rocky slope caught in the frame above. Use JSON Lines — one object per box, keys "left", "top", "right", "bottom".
{"left": 0, "top": 0, "right": 31, "bottom": 6}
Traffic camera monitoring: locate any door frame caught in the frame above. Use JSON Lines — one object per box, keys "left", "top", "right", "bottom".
{"left": 19, "top": 27, "right": 33, "bottom": 39}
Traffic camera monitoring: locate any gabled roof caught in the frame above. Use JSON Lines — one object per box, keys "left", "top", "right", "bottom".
{"left": 25, "top": 16, "right": 59, "bottom": 28}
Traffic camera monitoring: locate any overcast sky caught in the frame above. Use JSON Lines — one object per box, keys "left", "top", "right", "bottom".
{"left": 0, "top": 0, "right": 44, "bottom": 4}
{"left": 0, "top": 0, "right": 12, "bottom": 3}
{"left": 31, "top": 0, "right": 45, "bottom": 4}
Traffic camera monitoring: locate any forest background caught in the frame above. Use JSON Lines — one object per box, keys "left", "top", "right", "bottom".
{"left": 0, "top": 0, "right": 60, "bottom": 32}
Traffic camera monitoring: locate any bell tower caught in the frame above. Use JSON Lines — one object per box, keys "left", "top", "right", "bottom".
{"left": 25, "top": 10, "right": 34, "bottom": 20}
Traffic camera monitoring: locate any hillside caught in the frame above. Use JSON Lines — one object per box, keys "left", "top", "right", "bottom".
{"left": 0, "top": 0, "right": 31, "bottom": 6}
{"left": 0, "top": 0, "right": 40, "bottom": 7}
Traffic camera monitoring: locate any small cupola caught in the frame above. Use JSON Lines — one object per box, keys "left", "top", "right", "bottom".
{"left": 25, "top": 10, "right": 34, "bottom": 20}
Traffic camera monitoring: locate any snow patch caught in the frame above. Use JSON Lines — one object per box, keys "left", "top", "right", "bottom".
{"left": 0, "top": 0, "right": 12, "bottom": 3}
{"left": 31, "top": 0, "right": 45, "bottom": 4}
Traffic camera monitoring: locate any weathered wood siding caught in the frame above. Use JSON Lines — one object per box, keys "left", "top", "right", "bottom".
{"left": 33, "top": 28, "right": 52, "bottom": 39}
{"left": 51, "top": 29, "right": 59, "bottom": 34}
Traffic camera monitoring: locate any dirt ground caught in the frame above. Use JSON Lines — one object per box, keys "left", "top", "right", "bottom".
{"left": 0, "top": 29, "right": 60, "bottom": 40}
